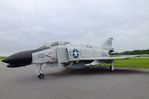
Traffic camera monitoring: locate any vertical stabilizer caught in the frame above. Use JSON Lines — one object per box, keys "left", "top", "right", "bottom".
{"left": 101, "top": 38, "right": 113, "bottom": 52}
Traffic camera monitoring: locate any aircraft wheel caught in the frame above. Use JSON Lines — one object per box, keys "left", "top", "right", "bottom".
{"left": 37, "top": 74, "right": 45, "bottom": 79}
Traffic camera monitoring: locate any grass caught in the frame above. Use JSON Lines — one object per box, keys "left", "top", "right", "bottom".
{"left": 0, "top": 56, "right": 6, "bottom": 61}
{"left": 115, "top": 57, "right": 149, "bottom": 69}
{"left": 95, "top": 57, "right": 149, "bottom": 69}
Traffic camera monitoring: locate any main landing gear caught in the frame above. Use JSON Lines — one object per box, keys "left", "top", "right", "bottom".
{"left": 110, "top": 61, "right": 115, "bottom": 72}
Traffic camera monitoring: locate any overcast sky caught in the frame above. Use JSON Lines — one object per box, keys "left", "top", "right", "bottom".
{"left": 0, "top": 0, "right": 149, "bottom": 55}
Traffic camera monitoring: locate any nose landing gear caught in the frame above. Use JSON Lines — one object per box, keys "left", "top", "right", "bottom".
{"left": 36, "top": 64, "right": 45, "bottom": 79}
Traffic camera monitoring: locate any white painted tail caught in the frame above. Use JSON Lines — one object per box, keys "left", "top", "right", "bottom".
{"left": 101, "top": 38, "right": 113, "bottom": 51}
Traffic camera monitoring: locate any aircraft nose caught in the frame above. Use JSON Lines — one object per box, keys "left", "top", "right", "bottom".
{"left": 2, "top": 51, "right": 33, "bottom": 68}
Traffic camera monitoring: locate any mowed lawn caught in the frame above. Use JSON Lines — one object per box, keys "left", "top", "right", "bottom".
{"left": 115, "top": 57, "right": 149, "bottom": 69}
{"left": 0, "top": 56, "right": 6, "bottom": 61}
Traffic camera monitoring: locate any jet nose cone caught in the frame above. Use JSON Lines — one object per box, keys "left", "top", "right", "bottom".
{"left": 2, "top": 51, "right": 33, "bottom": 68}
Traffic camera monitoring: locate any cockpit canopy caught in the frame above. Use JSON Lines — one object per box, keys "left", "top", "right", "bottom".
{"left": 35, "top": 42, "right": 70, "bottom": 51}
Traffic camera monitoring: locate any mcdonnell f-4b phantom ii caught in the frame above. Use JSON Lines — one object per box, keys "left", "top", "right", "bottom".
{"left": 2, "top": 38, "right": 137, "bottom": 79}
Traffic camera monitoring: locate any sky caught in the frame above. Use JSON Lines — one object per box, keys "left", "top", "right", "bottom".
{"left": 0, "top": 0, "right": 149, "bottom": 55}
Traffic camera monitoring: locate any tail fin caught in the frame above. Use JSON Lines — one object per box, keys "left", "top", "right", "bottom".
{"left": 101, "top": 38, "right": 113, "bottom": 52}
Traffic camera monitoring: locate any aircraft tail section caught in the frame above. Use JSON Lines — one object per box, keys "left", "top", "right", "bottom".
{"left": 101, "top": 38, "right": 113, "bottom": 52}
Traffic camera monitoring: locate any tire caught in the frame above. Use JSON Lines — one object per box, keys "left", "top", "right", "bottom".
{"left": 37, "top": 74, "right": 45, "bottom": 79}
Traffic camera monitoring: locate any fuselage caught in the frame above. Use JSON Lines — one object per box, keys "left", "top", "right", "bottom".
{"left": 2, "top": 42, "right": 110, "bottom": 68}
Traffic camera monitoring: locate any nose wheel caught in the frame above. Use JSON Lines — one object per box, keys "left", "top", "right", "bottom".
{"left": 37, "top": 74, "right": 45, "bottom": 79}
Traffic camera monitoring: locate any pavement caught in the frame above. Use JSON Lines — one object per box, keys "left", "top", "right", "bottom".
{"left": 0, "top": 62, "right": 149, "bottom": 99}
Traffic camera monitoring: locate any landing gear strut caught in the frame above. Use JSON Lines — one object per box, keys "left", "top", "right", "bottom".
{"left": 110, "top": 61, "right": 115, "bottom": 72}
{"left": 36, "top": 64, "right": 45, "bottom": 79}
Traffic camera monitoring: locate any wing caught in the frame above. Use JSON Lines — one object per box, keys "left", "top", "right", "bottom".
{"left": 76, "top": 55, "right": 139, "bottom": 61}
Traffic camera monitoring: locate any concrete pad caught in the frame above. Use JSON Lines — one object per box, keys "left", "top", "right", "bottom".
{"left": 0, "top": 62, "right": 149, "bottom": 99}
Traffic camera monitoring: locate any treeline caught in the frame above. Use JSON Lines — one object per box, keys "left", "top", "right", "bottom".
{"left": 112, "top": 49, "right": 149, "bottom": 55}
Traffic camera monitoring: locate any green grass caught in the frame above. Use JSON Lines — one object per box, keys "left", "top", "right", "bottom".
{"left": 96, "top": 57, "right": 149, "bottom": 69}
{"left": 115, "top": 58, "right": 149, "bottom": 69}
{"left": 0, "top": 56, "right": 6, "bottom": 61}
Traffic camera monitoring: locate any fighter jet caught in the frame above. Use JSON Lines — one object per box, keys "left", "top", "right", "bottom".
{"left": 2, "top": 38, "right": 137, "bottom": 79}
